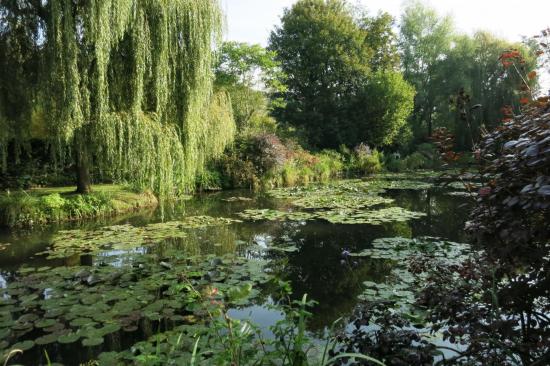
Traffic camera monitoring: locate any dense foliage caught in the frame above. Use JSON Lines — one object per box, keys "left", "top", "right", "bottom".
{"left": 0, "top": 0, "right": 235, "bottom": 197}
{"left": 269, "top": 0, "right": 414, "bottom": 149}
{"left": 214, "top": 41, "right": 281, "bottom": 133}
{"left": 411, "top": 98, "right": 550, "bottom": 365}
{"left": 399, "top": 1, "right": 538, "bottom": 151}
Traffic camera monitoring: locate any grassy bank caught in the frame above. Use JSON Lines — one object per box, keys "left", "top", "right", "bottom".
{"left": 0, "top": 185, "right": 158, "bottom": 228}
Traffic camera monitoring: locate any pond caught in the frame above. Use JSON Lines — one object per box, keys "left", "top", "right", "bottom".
{"left": 0, "top": 174, "right": 474, "bottom": 365}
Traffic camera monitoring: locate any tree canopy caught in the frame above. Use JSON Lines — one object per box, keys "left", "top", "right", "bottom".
{"left": 398, "top": 0, "right": 538, "bottom": 150}
{"left": 269, "top": 0, "right": 413, "bottom": 150}
{"left": 0, "top": 0, "right": 235, "bottom": 197}
{"left": 214, "top": 41, "right": 280, "bottom": 133}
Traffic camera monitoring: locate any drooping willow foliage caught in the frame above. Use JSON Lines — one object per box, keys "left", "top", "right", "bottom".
{"left": 0, "top": 0, "right": 235, "bottom": 197}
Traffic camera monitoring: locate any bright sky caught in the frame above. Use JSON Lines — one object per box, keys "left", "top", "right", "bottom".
{"left": 221, "top": 0, "right": 550, "bottom": 46}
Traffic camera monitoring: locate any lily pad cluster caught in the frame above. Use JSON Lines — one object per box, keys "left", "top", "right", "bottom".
{"left": 236, "top": 180, "right": 429, "bottom": 225}
{"left": 39, "top": 216, "right": 241, "bottom": 259}
{"left": 238, "top": 206, "right": 426, "bottom": 225}
{"left": 352, "top": 237, "right": 472, "bottom": 307}
{"left": 318, "top": 207, "right": 426, "bottom": 225}
{"left": 238, "top": 209, "right": 315, "bottom": 222}
{"left": 0, "top": 252, "right": 270, "bottom": 363}
{"left": 292, "top": 194, "right": 393, "bottom": 210}
{"left": 268, "top": 180, "right": 383, "bottom": 200}
{"left": 441, "top": 181, "right": 482, "bottom": 191}
{"left": 363, "top": 179, "right": 434, "bottom": 191}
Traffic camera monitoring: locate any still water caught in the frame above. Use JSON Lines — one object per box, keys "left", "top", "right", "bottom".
{"left": 0, "top": 181, "right": 472, "bottom": 338}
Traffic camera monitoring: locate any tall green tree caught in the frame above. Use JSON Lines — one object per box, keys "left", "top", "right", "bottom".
{"left": 0, "top": 0, "right": 235, "bottom": 197}
{"left": 399, "top": 1, "right": 539, "bottom": 150}
{"left": 438, "top": 32, "right": 537, "bottom": 150}
{"left": 214, "top": 42, "right": 280, "bottom": 132}
{"left": 269, "top": 0, "right": 413, "bottom": 149}
{"left": 399, "top": 0, "right": 454, "bottom": 138}
{"left": 361, "top": 12, "right": 400, "bottom": 72}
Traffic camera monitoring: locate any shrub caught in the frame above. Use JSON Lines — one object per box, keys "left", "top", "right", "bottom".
{"left": 241, "top": 133, "right": 287, "bottom": 175}
{"left": 349, "top": 144, "right": 383, "bottom": 175}
{"left": 39, "top": 193, "right": 66, "bottom": 221}
{"left": 383, "top": 154, "right": 406, "bottom": 172}
{"left": 217, "top": 134, "right": 344, "bottom": 189}
{"left": 403, "top": 152, "right": 428, "bottom": 170}
{"left": 218, "top": 152, "right": 258, "bottom": 189}
{"left": 0, "top": 189, "right": 115, "bottom": 226}
{"left": 282, "top": 163, "right": 299, "bottom": 186}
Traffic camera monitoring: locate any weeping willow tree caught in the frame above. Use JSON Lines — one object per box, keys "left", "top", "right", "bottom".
{"left": 0, "top": 0, "right": 235, "bottom": 198}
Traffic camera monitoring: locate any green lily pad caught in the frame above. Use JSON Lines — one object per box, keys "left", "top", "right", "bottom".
{"left": 69, "top": 318, "right": 95, "bottom": 327}
{"left": 35, "top": 319, "right": 57, "bottom": 328}
{"left": 41, "top": 216, "right": 241, "bottom": 259}
{"left": 82, "top": 336, "right": 104, "bottom": 347}
{"left": 11, "top": 340, "right": 35, "bottom": 351}
{"left": 58, "top": 332, "right": 81, "bottom": 344}
{"left": 35, "top": 333, "right": 59, "bottom": 345}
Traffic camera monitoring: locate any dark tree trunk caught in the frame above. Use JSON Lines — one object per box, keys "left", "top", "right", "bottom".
{"left": 75, "top": 133, "right": 92, "bottom": 194}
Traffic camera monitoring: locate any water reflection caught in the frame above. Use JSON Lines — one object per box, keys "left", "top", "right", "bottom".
{"left": 0, "top": 185, "right": 472, "bottom": 334}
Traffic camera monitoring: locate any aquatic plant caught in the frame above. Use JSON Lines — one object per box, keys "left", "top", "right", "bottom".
{"left": 0, "top": 252, "right": 270, "bottom": 364}
{"left": 317, "top": 207, "right": 426, "bottom": 225}
{"left": 238, "top": 207, "right": 426, "bottom": 226}
{"left": 292, "top": 195, "right": 393, "bottom": 210}
{"left": 39, "top": 216, "right": 242, "bottom": 259}
{"left": 351, "top": 237, "right": 471, "bottom": 307}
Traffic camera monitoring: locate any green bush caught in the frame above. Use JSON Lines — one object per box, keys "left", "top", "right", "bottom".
{"left": 349, "top": 144, "right": 383, "bottom": 175}
{"left": 315, "top": 150, "right": 344, "bottom": 181}
{"left": 0, "top": 193, "right": 43, "bottom": 226}
{"left": 281, "top": 163, "right": 299, "bottom": 187}
{"left": 218, "top": 152, "right": 258, "bottom": 189}
{"left": 403, "top": 152, "right": 428, "bottom": 170}
{"left": 384, "top": 154, "right": 406, "bottom": 172}
{"left": 39, "top": 193, "right": 66, "bottom": 221}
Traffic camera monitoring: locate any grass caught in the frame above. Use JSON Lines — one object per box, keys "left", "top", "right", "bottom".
{"left": 0, "top": 185, "right": 158, "bottom": 227}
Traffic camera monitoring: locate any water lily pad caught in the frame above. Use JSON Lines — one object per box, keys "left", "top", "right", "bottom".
{"left": 69, "top": 318, "right": 94, "bottom": 327}
{"left": 35, "top": 333, "right": 58, "bottom": 345}
{"left": 354, "top": 237, "right": 473, "bottom": 309}
{"left": 221, "top": 197, "right": 253, "bottom": 202}
{"left": 11, "top": 340, "right": 34, "bottom": 351}
{"left": 318, "top": 207, "right": 426, "bottom": 225}
{"left": 82, "top": 336, "right": 104, "bottom": 347}
{"left": 41, "top": 216, "right": 241, "bottom": 259}
{"left": 98, "top": 323, "right": 121, "bottom": 336}
{"left": 58, "top": 332, "right": 81, "bottom": 344}
{"left": 35, "top": 319, "right": 57, "bottom": 328}
{"left": 238, "top": 209, "right": 316, "bottom": 222}
{"left": 0, "top": 328, "right": 10, "bottom": 340}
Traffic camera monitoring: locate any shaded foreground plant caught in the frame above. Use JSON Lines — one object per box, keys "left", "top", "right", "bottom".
{"left": 117, "top": 277, "right": 385, "bottom": 366}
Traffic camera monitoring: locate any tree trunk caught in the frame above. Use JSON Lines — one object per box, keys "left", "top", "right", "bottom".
{"left": 75, "top": 134, "right": 92, "bottom": 194}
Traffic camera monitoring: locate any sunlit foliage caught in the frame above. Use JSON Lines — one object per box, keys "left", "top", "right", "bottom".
{"left": 0, "top": 0, "right": 235, "bottom": 197}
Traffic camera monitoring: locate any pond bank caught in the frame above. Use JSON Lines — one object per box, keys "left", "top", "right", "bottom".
{"left": 0, "top": 185, "right": 158, "bottom": 228}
